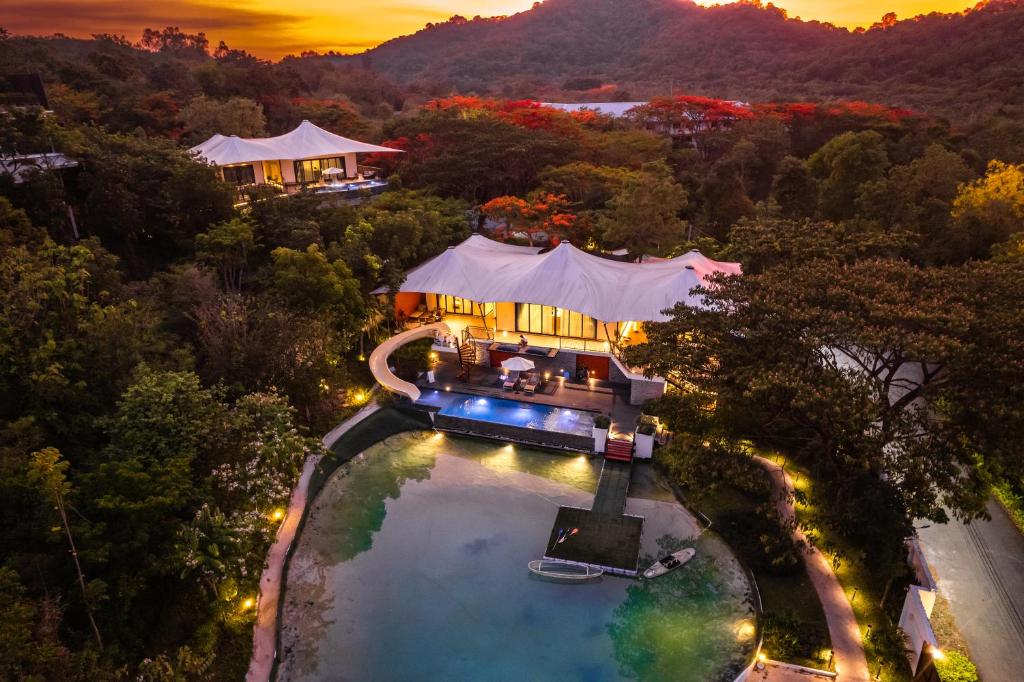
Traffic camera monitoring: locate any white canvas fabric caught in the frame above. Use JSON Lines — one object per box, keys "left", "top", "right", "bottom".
{"left": 189, "top": 121, "right": 401, "bottom": 165}
{"left": 500, "top": 357, "right": 536, "bottom": 371}
{"left": 380, "top": 235, "right": 741, "bottom": 322}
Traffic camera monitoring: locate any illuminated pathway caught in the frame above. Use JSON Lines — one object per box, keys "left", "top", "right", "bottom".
{"left": 246, "top": 401, "right": 380, "bottom": 682}
{"left": 752, "top": 455, "right": 870, "bottom": 682}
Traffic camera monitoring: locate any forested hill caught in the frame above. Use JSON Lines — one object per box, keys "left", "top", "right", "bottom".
{"left": 345, "top": 0, "right": 1024, "bottom": 119}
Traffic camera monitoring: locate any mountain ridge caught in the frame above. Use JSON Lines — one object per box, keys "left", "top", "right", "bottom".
{"left": 337, "top": 0, "right": 1024, "bottom": 118}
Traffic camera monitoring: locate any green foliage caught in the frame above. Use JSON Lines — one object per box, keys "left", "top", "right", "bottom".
{"left": 384, "top": 113, "right": 577, "bottom": 202}
{"left": 195, "top": 218, "right": 256, "bottom": 292}
{"left": 71, "top": 128, "right": 236, "bottom": 275}
{"left": 770, "top": 156, "right": 818, "bottom": 219}
{"left": 760, "top": 611, "right": 828, "bottom": 661}
{"left": 180, "top": 95, "right": 266, "bottom": 144}
{"left": 270, "top": 244, "right": 365, "bottom": 335}
{"left": 598, "top": 161, "right": 687, "bottom": 255}
{"left": 630, "top": 256, "right": 1022, "bottom": 561}
{"left": 807, "top": 131, "right": 890, "bottom": 221}
{"left": 934, "top": 651, "right": 979, "bottom": 682}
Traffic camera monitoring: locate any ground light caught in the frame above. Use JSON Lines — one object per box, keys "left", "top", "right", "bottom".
{"left": 271, "top": 508, "right": 285, "bottom": 522}
{"left": 930, "top": 645, "right": 944, "bottom": 660}
{"left": 241, "top": 597, "right": 255, "bottom": 611}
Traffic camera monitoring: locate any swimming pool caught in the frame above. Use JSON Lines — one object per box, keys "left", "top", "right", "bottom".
{"left": 438, "top": 394, "right": 594, "bottom": 436}
{"left": 278, "top": 433, "right": 756, "bottom": 681}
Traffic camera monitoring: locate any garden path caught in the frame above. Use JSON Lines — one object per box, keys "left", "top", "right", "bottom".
{"left": 752, "top": 456, "right": 870, "bottom": 682}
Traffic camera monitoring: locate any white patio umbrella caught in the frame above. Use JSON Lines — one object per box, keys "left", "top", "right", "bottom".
{"left": 501, "top": 356, "right": 535, "bottom": 372}
{"left": 322, "top": 166, "right": 346, "bottom": 176}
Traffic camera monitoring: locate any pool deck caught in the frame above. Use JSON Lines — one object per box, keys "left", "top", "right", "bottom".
{"left": 419, "top": 357, "right": 642, "bottom": 440}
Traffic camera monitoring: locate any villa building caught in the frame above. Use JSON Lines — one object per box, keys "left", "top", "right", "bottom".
{"left": 378, "top": 234, "right": 741, "bottom": 405}
{"left": 189, "top": 120, "right": 401, "bottom": 195}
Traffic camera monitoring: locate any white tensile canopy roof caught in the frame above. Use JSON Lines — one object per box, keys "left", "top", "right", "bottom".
{"left": 379, "top": 235, "right": 741, "bottom": 322}
{"left": 189, "top": 121, "right": 401, "bottom": 166}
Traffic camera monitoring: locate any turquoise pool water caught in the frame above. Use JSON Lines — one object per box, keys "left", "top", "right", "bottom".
{"left": 436, "top": 393, "right": 595, "bottom": 436}
{"left": 279, "top": 432, "right": 755, "bottom": 681}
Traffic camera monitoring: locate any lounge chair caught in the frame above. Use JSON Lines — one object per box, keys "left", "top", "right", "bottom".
{"left": 522, "top": 372, "right": 540, "bottom": 395}
{"left": 503, "top": 371, "right": 519, "bottom": 391}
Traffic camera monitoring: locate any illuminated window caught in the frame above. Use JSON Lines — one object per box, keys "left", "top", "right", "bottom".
{"left": 293, "top": 157, "right": 346, "bottom": 184}
{"left": 515, "top": 303, "right": 599, "bottom": 338}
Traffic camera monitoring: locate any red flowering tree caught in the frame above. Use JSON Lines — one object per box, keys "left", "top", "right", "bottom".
{"left": 629, "top": 95, "right": 753, "bottom": 159}
{"left": 481, "top": 192, "right": 578, "bottom": 246}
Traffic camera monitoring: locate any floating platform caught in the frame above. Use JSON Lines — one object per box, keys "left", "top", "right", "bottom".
{"left": 544, "top": 505, "right": 644, "bottom": 577}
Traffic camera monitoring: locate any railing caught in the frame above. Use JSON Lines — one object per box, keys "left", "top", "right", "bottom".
{"left": 557, "top": 337, "right": 611, "bottom": 353}
{"left": 357, "top": 164, "right": 384, "bottom": 179}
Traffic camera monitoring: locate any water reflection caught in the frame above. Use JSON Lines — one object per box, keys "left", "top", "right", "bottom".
{"left": 282, "top": 432, "right": 752, "bottom": 682}
{"left": 608, "top": 535, "right": 754, "bottom": 682}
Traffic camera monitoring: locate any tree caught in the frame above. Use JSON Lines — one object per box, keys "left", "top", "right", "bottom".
{"left": 629, "top": 96, "right": 754, "bottom": 161}
{"left": 770, "top": 156, "right": 819, "bottom": 219}
{"left": 628, "top": 258, "right": 1002, "bottom": 560}
{"left": 28, "top": 448, "right": 103, "bottom": 649}
{"left": 598, "top": 161, "right": 687, "bottom": 255}
{"left": 949, "top": 160, "right": 1024, "bottom": 261}
{"left": 856, "top": 144, "right": 975, "bottom": 264}
{"left": 725, "top": 217, "right": 908, "bottom": 274}
{"left": 807, "top": 131, "right": 890, "bottom": 221}
{"left": 382, "top": 114, "right": 576, "bottom": 202}
{"left": 180, "top": 95, "right": 266, "bottom": 144}
{"left": 72, "top": 128, "right": 235, "bottom": 276}
{"left": 195, "top": 218, "right": 257, "bottom": 293}
{"left": 269, "top": 245, "right": 365, "bottom": 339}
{"left": 481, "top": 192, "right": 578, "bottom": 246}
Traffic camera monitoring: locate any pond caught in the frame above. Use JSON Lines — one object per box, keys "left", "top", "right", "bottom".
{"left": 278, "top": 432, "right": 756, "bottom": 682}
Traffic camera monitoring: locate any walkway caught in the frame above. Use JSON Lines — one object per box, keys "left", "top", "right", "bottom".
{"left": 752, "top": 456, "right": 870, "bottom": 682}
{"left": 246, "top": 401, "right": 381, "bottom": 682}
{"left": 368, "top": 321, "right": 449, "bottom": 401}
{"left": 917, "top": 498, "right": 1024, "bottom": 682}
{"left": 592, "top": 460, "right": 632, "bottom": 515}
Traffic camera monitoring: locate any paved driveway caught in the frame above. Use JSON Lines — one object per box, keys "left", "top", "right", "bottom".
{"left": 917, "top": 499, "right": 1024, "bottom": 682}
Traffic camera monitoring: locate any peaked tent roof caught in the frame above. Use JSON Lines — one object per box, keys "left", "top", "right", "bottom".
{"left": 379, "top": 235, "right": 741, "bottom": 322}
{"left": 189, "top": 121, "right": 401, "bottom": 165}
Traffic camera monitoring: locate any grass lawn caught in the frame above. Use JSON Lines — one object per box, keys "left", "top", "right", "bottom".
{"left": 681, "top": 476, "right": 831, "bottom": 670}
{"left": 770, "top": 452, "right": 914, "bottom": 682}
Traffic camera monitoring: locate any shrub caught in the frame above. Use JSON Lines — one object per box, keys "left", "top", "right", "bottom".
{"left": 935, "top": 651, "right": 979, "bottom": 682}
{"left": 636, "top": 422, "right": 657, "bottom": 436}
{"left": 593, "top": 414, "right": 611, "bottom": 429}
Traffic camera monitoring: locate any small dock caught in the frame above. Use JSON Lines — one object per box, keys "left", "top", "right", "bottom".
{"left": 543, "top": 448, "right": 644, "bottom": 577}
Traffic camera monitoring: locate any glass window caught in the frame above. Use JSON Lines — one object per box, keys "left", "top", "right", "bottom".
{"left": 222, "top": 164, "right": 255, "bottom": 185}
{"left": 514, "top": 303, "right": 599, "bottom": 339}
{"left": 293, "top": 157, "right": 346, "bottom": 184}
{"left": 262, "top": 160, "right": 282, "bottom": 185}
{"left": 438, "top": 295, "right": 488, "bottom": 316}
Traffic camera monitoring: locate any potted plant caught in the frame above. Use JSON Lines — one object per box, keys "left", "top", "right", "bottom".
{"left": 634, "top": 420, "right": 657, "bottom": 460}
{"left": 592, "top": 414, "right": 611, "bottom": 453}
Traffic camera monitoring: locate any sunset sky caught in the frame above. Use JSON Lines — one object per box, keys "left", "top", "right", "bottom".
{"left": 3, "top": 0, "right": 976, "bottom": 59}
